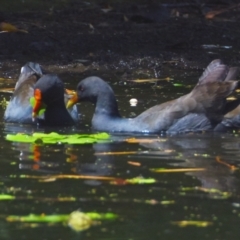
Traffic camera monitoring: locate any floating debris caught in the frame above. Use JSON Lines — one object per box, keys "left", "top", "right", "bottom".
{"left": 202, "top": 44, "right": 232, "bottom": 49}
{"left": 6, "top": 210, "right": 118, "bottom": 232}
{"left": 172, "top": 220, "right": 213, "bottom": 227}
{"left": 0, "top": 22, "right": 28, "bottom": 33}
{"left": 129, "top": 98, "right": 138, "bottom": 106}
{"left": 150, "top": 168, "right": 205, "bottom": 173}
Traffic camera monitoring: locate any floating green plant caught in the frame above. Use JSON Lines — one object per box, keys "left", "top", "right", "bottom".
{"left": 7, "top": 214, "right": 69, "bottom": 223}
{"left": 0, "top": 194, "right": 15, "bottom": 200}
{"left": 9, "top": 174, "right": 156, "bottom": 185}
{"left": 6, "top": 132, "right": 110, "bottom": 144}
{"left": 179, "top": 186, "right": 231, "bottom": 199}
{"left": 6, "top": 210, "right": 118, "bottom": 232}
{"left": 125, "top": 177, "right": 156, "bottom": 184}
{"left": 172, "top": 220, "right": 213, "bottom": 227}
{"left": 0, "top": 97, "right": 8, "bottom": 109}
{"left": 173, "top": 83, "right": 183, "bottom": 87}
{"left": 6, "top": 211, "right": 117, "bottom": 223}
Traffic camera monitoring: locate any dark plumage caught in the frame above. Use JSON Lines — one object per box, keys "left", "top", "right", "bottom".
{"left": 67, "top": 60, "right": 240, "bottom": 133}
{"left": 4, "top": 62, "right": 79, "bottom": 125}
{"left": 32, "top": 74, "right": 75, "bottom": 127}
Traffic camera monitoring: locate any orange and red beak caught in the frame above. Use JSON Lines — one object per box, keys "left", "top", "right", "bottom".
{"left": 66, "top": 92, "right": 79, "bottom": 109}
{"left": 32, "top": 89, "right": 42, "bottom": 121}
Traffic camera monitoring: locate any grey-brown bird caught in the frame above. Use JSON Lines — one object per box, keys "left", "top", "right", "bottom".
{"left": 67, "top": 59, "right": 240, "bottom": 133}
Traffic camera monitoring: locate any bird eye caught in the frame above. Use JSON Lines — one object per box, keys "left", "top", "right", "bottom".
{"left": 79, "top": 87, "right": 84, "bottom": 92}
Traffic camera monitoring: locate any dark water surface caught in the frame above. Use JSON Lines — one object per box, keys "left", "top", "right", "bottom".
{"left": 1, "top": 69, "right": 240, "bottom": 240}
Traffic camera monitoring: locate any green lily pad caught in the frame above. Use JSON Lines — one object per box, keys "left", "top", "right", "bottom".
{"left": 173, "top": 83, "right": 183, "bottom": 87}
{"left": 126, "top": 177, "right": 156, "bottom": 184}
{"left": 6, "top": 132, "right": 110, "bottom": 144}
{"left": 7, "top": 214, "right": 69, "bottom": 223}
{"left": 0, "top": 194, "right": 15, "bottom": 200}
{"left": 86, "top": 212, "right": 118, "bottom": 220}
{"left": 6, "top": 211, "right": 118, "bottom": 223}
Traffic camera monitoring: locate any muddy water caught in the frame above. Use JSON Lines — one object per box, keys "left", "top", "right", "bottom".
{"left": 1, "top": 67, "right": 240, "bottom": 240}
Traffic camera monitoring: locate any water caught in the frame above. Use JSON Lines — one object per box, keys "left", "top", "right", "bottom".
{"left": 1, "top": 67, "right": 240, "bottom": 240}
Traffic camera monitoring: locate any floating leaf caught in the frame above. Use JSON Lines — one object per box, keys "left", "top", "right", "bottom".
{"left": 172, "top": 220, "right": 213, "bottom": 227}
{"left": 86, "top": 212, "right": 118, "bottom": 220}
{"left": 180, "top": 186, "right": 231, "bottom": 199}
{"left": 159, "top": 200, "right": 175, "bottom": 205}
{"left": 11, "top": 174, "right": 116, "bottom": 181}
{"left": 0, "top": 87, "right": 14, "bottom": 93}
{"left": 0, "top": 78, "right": 15, "bottom": 81}
{"left": 125, "top": 137, "right": 167, "bottom": 144}
{"left": 205, "top": 4, "right": 238, "bottom": 20}
{"left": 127, "top": 161, "right": 141, "bottom": 166}
{"left": 215, "top": 156, "right": 238, "bottom": 170}
{"left": 150, "top": 168, "right": 205, "bottom": 173}
{"left": 6, "top": 214, "right": 69, "bottom": 223}
{"left": 6, "top": 132, "right": 110, "bottom": 144}
{"left": 95, "top": 151, "right": 138, "bottom": 156}
{"left": 111, "top": 177, "right": 156, "bottom": 185}
{"left": 129, "top": 77, "right": 173, "bottom": 83}
{"left": 0, "top": 98, "right": 8, "bottom": 108}
{"left": 6, "top": 133, "right": 36, "bottom": 143}
{"left": 7, "top": 210, "right": 118, "bottom": 232}
{"left": 0, "top": 22, "right": 28, "bottom": 33}
{"left": 173, "top": 83, "right": 183, "bottom": 87}
{"left": 0, "top": 194, "right": 15, "bottom": 200}
{"left": 6, "top": 211, "right": 118, "bottom": 223}
{"left": 126, "top": 177, "right": 156, "bottom": 184}
{"left": 11, "top": 174, "right": 156, "bottom": 185}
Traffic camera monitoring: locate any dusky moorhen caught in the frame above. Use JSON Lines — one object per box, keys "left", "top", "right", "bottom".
{"left": 198, "top": 59, "right": 240, "bottom": 131}
{"left": 32, "top": 74, "right": 75, "bottom": 126}
{"left": 4, "top": 62, "right": 79, "bottom": 125}
{"left": 67, "top": 60, "right": 239, "bottom": 133}
{"left": 4, "top": 62, "right": 42, "bottom": 124}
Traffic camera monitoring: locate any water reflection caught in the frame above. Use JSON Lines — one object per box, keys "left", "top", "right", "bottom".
{"left": 4, "top": 125, "right": 240, "bottom": 196}
{"left": 139, "top": 133, "right": 240, "bottom": 196}
{"left": 0, "top": 120, "right": 240, "bottom": 239}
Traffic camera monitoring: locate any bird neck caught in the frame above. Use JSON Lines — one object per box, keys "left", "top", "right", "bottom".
{"left": 94, "top": 88, "right": 121, "bottom": 118}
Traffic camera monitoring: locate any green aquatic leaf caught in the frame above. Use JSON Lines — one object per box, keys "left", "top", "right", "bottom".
{"left": 0, "top": 97, "right": 8, "bottom": 109}
{"left": 172, "top": 220, "right": 213, "bottom": 227}
{"left": 6, "top": 211, "right": 118, "bottom": 223}
{"left": 6, "top": 132, "right": 110, "bottom": 144}
{"left": 92, "top": 133, "right": 110, "bottom": 139}
{"left": 6, "top": 133, "right": 36, "bottom": 143}
{"left": 0, "top": 194, "right": 15, "bottom": 200}
{"left": 180, "top": 186, "right": 231, "bottom": 199}
{"left": 7, "top": 214, "right": 69, "bottom": 223}
{"left": 86, "top": 212, "right": 118, "bottom": 220}
{"left": 173, "top": 83, "right": 183, "bottom": 87}
{"left": 126, "top": 177, "right": 156, "bottom": 184}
